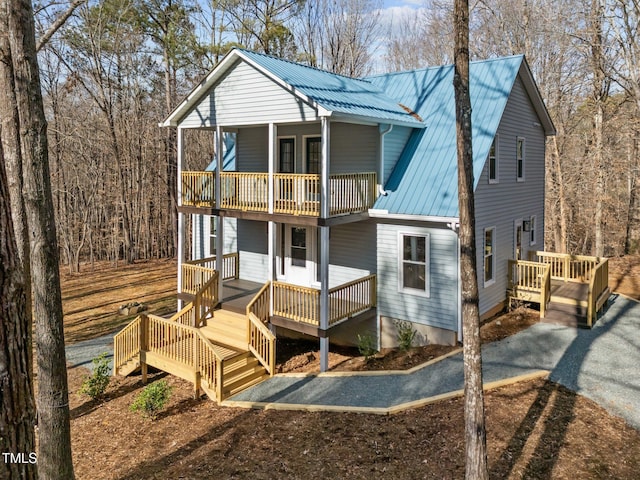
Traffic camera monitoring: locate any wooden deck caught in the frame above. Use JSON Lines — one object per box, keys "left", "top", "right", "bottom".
{"left": 509, "top": 252, "right": 610, "bottom": 328}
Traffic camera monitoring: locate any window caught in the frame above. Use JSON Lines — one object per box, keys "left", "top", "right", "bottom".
{"left": 529, "top": 215, "right": 536, "bottom": 246}
{"left": 484, "top": 227, "right": 496, "bottom": 286}
{"left": 279, "top": 137, "right": 295, "bottom": 173}
{"left": 516, "top": 137, "right": 525, "bottom": 181}
{"left": 488, "top": 136, "right": 498, "bottom": 183}
{"left": 209, "top": 217, "right": 217, "bottom": 256}
{"left": 291, "top": 227, "right": 307, "bottom": 267}
{"left": 306, "top": 137, "right": 321, "bottom": 174}
{"left": 398, "top": 233, "right": 430, "bottom": 296}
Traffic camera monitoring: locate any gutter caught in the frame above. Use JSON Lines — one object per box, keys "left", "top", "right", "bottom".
{"left": 368, "top": 209, "right": 459, "bottom": 225}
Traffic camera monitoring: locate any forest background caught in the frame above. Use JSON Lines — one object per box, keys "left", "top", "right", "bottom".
{"left": 34, "top": 0, "right": 640, "bottom": 271}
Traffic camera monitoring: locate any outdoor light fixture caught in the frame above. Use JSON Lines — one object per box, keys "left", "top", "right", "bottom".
{"left": 523, "top": 219, "right": 531, "bottom": 232}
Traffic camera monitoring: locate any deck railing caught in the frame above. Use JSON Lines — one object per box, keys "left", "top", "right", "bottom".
{"left": 587, "top": 258, "right": 609, "bottom": 327}
{"left": 169, "top": 304, "right": 196, "bottom": 326}
{"left": 113, "top": 316, "right": 142, "bottom": 375}
{"left": 181, "top": 171, "right": 377, "bottom": 216}
{"left": 182, "top": 171, "right": 214, "bottom": 207}
{"left": 147, "top": 314, "right": 197, "bottom": 365}
{"left": 329, "top": 274, "right": 376, "bottom": 326}
{"left": 508, "top": 260, "right": 551, "bottom": 317}
{"left": 245, "top": 281, "right": 276, "bottom": 375}
{"left": 220, "top": 172, "right": 269, "bottom": 211}
{"left": 529, "top": 251, "right": 601, "bottom": 282}
{"left": 193, "top": 272, "right": 219, "bottom": 327}
{"left": 195, "top": 331, "right": 223, "bottom": 402}
{"left": 272, "top": 274, "right": 376, "bottom": 327}
{"left": 181, "top": 262, "right": 217, "bottom": 296}
{"left": 185, "top": 252, "right": 239, "bottom": 284}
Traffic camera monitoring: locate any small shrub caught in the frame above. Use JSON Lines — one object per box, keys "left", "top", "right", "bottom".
{"left": 395, "top": 320, "right": 417, "bottom": 352}
{"left": 130, "top": 380, "right": 172, "bottom": 420}
{"left": 80, "top": 353, "right": 111, "bottom": 400}
{"left": 357, "top": 333, "right": 378, "bottom": 361}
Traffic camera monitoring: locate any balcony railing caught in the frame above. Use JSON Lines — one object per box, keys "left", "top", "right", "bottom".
{"left": 181, "top": 171, "right": 377, "bottom": 216}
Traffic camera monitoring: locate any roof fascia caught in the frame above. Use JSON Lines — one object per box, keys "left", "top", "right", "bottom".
{"left": 368, "top": 209, "right": 458, "bottom": 225}
{"left": 518, "top": 58, "right": 556, "bottom": 136}
{"left": 331, "top": 112, "right": 425, "bottom": 129}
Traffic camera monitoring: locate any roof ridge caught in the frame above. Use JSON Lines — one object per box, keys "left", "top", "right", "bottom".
{"left": 365, "top": 54, "right": 525, "bottom": 80}
{"left": 235, "top": 47, "right": 376, "bottom": 87}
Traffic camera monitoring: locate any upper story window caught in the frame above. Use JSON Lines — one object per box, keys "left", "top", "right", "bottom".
{"left": 488, "top": 136, "right": 498, "bottom": 184}
{"left": 279, "top": 137, "right": 295, "bottom": 173}
{"left": 398, "top": 233, "right": 430, "bottom": 297}
{"left": 484, "top": 227, "right": 496, "bottom": 287}
{"left": 516, "top": 137, "right": 525, "bottom": 182}
{"left": 209, "top": 216, "right": 217, "bottom": 255}
{"left": 306, "top": 137, "right": 321, "bottom": 174}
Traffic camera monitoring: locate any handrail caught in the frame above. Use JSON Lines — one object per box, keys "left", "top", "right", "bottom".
{"left": 540, "top": 264, "right": 551, "bottom": 318}
{"left": 184, "top": 170, "right": 377, "bottom": 217}
{"left": 507, "top": 260, "right": 550, "bottom": 292}
{"left": 272, "top": 282, "right": 320, "bottom": 325}
{"left": 529, "top": 251, "right": 601, "bottom": 283}
{"left": 328, "top": 274, "right": 376, "bottom": 326}
{"left": 194, "top": 330, "right": 223, "bottom": 402}
{"left": 220, "top": 172, "right": 269, "bottom": 211}
{"left": 248, "top": 312, "right": 276, "bottom": 375}
{"left": 194, "top": 271, "right": 219, "bottom": 327}
{"left": 246, "top": 280, "right": 271, "bottom": 324}
{"left": 185, "top": 252, "right": 239, "bottom": 281}
{"left": 181, "top": 171, "right": 214, "bottom": 207}
{"left": 147, "top": 314, "right": 197, "bottom": 366}
{"left": 113, "top": 316, "right": 142, "bottom": 374}
{"left": 181, "top": 262, "right": 216, "bottom": 296}
{"left": 169, "top": 304, "right": 195, "bottom": 326}
{"left": 587, "top": 258, "right": 609, "bottom": 327}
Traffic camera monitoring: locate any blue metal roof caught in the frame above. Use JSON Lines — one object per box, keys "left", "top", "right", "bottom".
{"left": 237, "top": 49, "right": 424, "bottom": 127}
{"left": 367, "top": 55, "right": 524, "bottom": 218}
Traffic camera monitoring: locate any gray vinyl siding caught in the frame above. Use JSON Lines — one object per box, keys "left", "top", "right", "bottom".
{"left": 376, "top": 221, "right": 459, "bottom": 332}
{"left": 330, "top": 123, "right": 378, "bottom": 174}
{"left": 383, "top": 126, "right": 413, "bottom": 184}
{"left": 191, "top": 215, "right": 237, "bottom": 260}
{"left": 236, "top": 127, "right": 268, "bottom": 171}
{"left": 237, "top": 220, "right": 269, "bottom": 283}
{"left": 179, "top": 60, "right": 318, "bottom": 127}
{"left": 474, "top": 75, "right": 546, "bottom": 315}
{"left": 328, "top": 221, "right": 376, "bottom": 287}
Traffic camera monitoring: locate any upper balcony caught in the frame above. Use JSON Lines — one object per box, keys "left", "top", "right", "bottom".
{"left": 181, "top": 171, "right": 377, "bottom": 218}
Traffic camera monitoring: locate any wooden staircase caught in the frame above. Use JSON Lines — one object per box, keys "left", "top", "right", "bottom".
{"left": 113, "top": 270, "right": 276, "bottom": 403}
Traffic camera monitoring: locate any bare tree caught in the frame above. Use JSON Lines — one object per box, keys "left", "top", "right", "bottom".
{"left": 453, "top": 0, "right": 489, "bottom": 478}
{"left": 296, "top": 0, "right": 381, "bottom": 76}
{"left": 4, "top": 0, "right": 75, "bottom": 476}
{"left": 0, "top": 124, "right": 38, "bottom": 480}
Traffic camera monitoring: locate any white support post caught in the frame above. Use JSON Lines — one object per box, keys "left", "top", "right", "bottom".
{"left": 320, "top": 117, "right": 330, "bottom": 219}
{"left": 215, "top": 125, "right": 224, "bottom": 302}
{"left": 177, "top": 127, "right": 185, "bottom": 311}
{"left": 320, "top": 117, "right": 331, "bottom": 372}
{"left": 268, "top": 122, "right": 276, "bottom": 214}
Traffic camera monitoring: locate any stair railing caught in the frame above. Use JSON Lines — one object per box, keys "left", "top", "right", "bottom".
{"left": 246, "top": 281, "right": 275, "bottom": 375}
{"left": 113, "top": 316, "right": 142, "bottom": 375}
{"left": 587, "top": 258, "right": 610, "bottom": 327}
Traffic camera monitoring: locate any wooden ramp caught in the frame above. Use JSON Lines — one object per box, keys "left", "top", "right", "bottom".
{"left": 543, "top": 280, "right": 590, "bottom": 328}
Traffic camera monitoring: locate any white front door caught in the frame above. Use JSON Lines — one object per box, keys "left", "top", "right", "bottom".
{"left": 283, "top": 225, "right": 315, "bottom": 287}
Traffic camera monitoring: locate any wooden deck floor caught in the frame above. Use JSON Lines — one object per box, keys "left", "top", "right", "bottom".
{"left": 549, "top": 280, "right": 589, "bottom": 303}
{"left": 219, "top": 278, "right": 264, "bottom": 313}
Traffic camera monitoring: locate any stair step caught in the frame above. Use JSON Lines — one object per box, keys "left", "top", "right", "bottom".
{"left": 223, "top": 361, "right": 263, "bottom": 386}
{"left": 223, "top": 352, "right": 257, "bottom": 371}
{"left": 223, "top": 369, "right": 269, "bottom": 397}
{"left": 116, "top": 358, "right": 140, "bottom": 377}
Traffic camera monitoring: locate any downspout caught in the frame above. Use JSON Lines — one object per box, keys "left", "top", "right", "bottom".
{"left": 378, "top": 124, "right": 393, "bottom": 195}
{"left": 448, "top": 221, "right": 462, "bottom": 343}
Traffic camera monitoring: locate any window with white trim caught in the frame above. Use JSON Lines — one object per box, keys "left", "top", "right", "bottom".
{"left": 484, "top": 227, "right": 496, "bottom": 286}
{"left": 516, "top": 137, "right": 525, "bottom": 181}
{"left": 488, "top": 136, "right": 498, "bottom": 183}
{"left": 530, "top": 215, "right": 536, "bottom": 246}
{"left": 398, "top": 233, "right": 430, "bottom": 296}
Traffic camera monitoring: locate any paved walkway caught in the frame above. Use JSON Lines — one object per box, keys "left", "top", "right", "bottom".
{"left": 228, "top": 295, "right": 640, "bottom": 429}
{"left": 65, "top": 295, "right": 640, "bottom": 429}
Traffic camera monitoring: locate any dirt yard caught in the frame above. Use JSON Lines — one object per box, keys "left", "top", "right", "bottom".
{"left": 62, "top": 256, "right": 640, "bottom": 479}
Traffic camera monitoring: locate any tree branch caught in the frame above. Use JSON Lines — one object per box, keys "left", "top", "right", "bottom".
{"left": 36, "top": 0, "right": 86, "bottom": 52}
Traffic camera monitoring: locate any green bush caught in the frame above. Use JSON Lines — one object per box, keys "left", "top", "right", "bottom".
{"left": 130, "top": 380, "right": 172, "bottom": 420}
{"left": 395, "top": 320, "right": 417, "bottom": 352}
{"left": 80, "top": 353, "right": 111, "bottom": 400}
{"left": 357, "top": 333, "right": 378, "bottom": 361}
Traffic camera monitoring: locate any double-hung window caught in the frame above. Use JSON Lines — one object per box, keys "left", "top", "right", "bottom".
{"left": 209, "top": 217, "right": 217, "bottom": 256}
{"left": 488, "top": 136, "right": 498, "bottom": 183}
{"left": 399, "top": 233, "right": 430, "bottom": 296}
{"left": 484, "top": 227, "right": 496, "bottom": 286}
{"left": 529, "top": 215, "right": 536, "bottom": 246}
{"left": 516, "top": 137, "right": 525, "bottom": 181}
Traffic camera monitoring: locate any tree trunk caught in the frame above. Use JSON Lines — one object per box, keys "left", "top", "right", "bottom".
{"left": 453, "top": 1, "right": 489, "bottom": 479}
{"left": 0, "top": 131, "right": 38, "bottom": 480}
{"left": 626, "top": 134, "right": 640, "bottom": 254}
{"left": 6, "top": 0, "right": 75, "bottom": 477}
